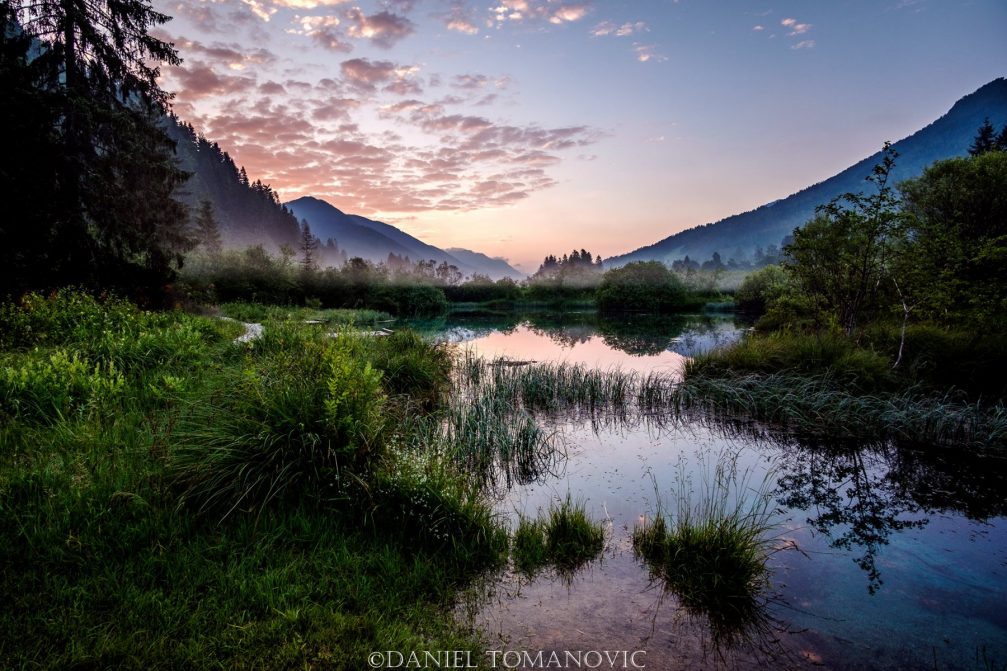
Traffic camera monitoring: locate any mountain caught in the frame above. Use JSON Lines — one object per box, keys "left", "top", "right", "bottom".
{"left": 166, "top": 117, "right": 301, "bottom": 249}
{"left": 285, "top": 196, "right": 523, "bottom": 280}
{"left": 607, "top": 78, "right": 1007, "bottom": 267}
{"left": 445, "top": 248, "right": 526, "bottom": 281}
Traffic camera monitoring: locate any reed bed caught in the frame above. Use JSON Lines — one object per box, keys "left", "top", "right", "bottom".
{"left": 449, "top": 350, "right": 1007, "bottom": 452}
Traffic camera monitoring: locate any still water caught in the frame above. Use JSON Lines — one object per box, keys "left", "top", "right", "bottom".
{"left": 414, "top": 311, "right": 1007, "bottom": 670}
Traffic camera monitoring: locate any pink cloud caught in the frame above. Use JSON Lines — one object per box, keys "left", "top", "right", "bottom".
{"left": 343, "top": 8, "right": 415, "bottom": 48}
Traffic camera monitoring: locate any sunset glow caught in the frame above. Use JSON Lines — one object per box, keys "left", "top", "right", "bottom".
{"left": 154, "top": 0, "right": 1007, "bottom": 269}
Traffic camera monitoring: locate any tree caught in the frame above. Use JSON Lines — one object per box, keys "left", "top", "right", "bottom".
{"left": 996, "top": 125, "right": 1007, "bottom": 152}
{"left": 194, "top": 200, "right": 222, "bottom": 257}
{"left": 898, "top": 150, "right": 1007, "bottom": 328}
{"left": 5, "top": 0, "right": 190, "bottom": 296}
{"left": 785, "top": 142, "right": 905, "bottom": 336}
{"left": 969, "top": 118, "right": 998, "bottom": 156}
{"left": 299, "top": 219, "right": 319, "bottom": 273}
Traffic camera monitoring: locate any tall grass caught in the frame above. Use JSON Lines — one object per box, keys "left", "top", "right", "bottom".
{"left": 632, "top": 457, "right": 780, "bottom": 649}
{"left": 510, "top": 496, "right": 606, "bottom": 577}
{"left": 0, "top": 291, "right": 504, "bottom": 668}
{"left": 450, "top": 352, "right": 1007, "bottom": 451}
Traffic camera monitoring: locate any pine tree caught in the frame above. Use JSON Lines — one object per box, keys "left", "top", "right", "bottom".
{"left": 6, "top": 0, "right": 190, "bottom": 295}
{"left": 300, "top": 219, "right": 319, "bottom": 273}
{"left": 995, "top": 124, "right": 1007, "bottom": 152}
{"left": 195, "top": 200, "right": 222, "bottom": 257}
{"left": 969, "top": 118, "right": 997, "bottom": 156}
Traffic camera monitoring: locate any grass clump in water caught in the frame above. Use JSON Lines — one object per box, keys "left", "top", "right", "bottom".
{"left": 510, "top": 496, "right": 606, "bottom": 577}
{"left": 633, "top": 459, "right": 778, "bottom": 644}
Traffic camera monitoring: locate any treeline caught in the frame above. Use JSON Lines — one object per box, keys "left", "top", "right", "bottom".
{"left": 181, "top": 244, "right": 728, "bottom": 316}
{"left": 717, "top": 131, "right": 1007, "bottom": 398}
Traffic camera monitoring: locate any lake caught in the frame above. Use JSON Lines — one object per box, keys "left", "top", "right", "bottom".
{"left": 411, "top": 310, "right": 1007, "bottom": 670}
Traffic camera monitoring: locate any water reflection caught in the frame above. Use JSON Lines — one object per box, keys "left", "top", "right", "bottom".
{"left": 410, "top": 310, "right": 746, "bottom": 365}
{"left": 425, "top": 312, "right": 1007, "bottom": 669}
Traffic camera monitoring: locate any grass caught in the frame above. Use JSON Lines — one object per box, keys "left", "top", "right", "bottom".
{"left": 0, "top": 291, "right": 504, "bottom": 669}
{"left": 218, "top": 301, "right": 394, "bottom": 326}
{"left": 510, "top": 496, "right": 606, "bottom": 577}
{"left": 450, "top": 351, "right": 1007, "bottom": 450}
{"left": 632, "top": 458, "right": 779, "bottom": 648}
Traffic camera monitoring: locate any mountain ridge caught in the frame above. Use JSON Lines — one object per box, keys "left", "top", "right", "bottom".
{"left": 606, "top": 78, "right": 1007, "bottom": 267}
{"left": 285, "top": 196, "right": 524, "bottom": 280}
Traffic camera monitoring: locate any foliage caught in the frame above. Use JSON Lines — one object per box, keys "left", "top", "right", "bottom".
{"left": 734, "top": 265, "right": 791, "bottom": 316}
{"left": 596, "top": 261, "right": 690, "bottom": 313}
{"left": 510, "top": 497, "right": 606, "bottom": 577}
{"left": 784, "top": 143, "right": 903, "bottom": 335}
{"left": 172, "top": 327, "right": 387, "bottom": 519}
{"left": 193, "top": 200, "right": 222, "bottom": 257}
{"left": 2, "top": 0, "right": 191, "bottom": 298}
{"left": 633, "top": 459, "right": 777, "bottom": 646}
{"left": 897, "top": 150, "right": 1007, "bottom": 329}
{"left": 181, "top": 250, "right": 450, "bottom": 316}
{"left": 0, "top": 291, "right": 500, "bottom": 667}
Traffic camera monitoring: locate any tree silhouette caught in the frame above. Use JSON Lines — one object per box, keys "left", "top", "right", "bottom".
{"left": 194, "top": 200, "right": 223, "bottom": 257}
{"left": 4, "top": 0, "right": 190, "bottom": 296}
{"left": 969, "top": 117, "right": 997, "bottom": 156}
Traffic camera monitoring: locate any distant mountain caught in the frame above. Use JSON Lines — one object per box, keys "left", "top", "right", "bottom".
{"left": 607, "top": 78, "right": 1007, "bottom": 267}
{"left": 166, "top": 117, "right": 301, "bottom": 249}
{"left": 285, "top": 196, "right": 523, "bottom": 280}
{"left": 445, "top": 248, "right": 526, "bottom": 281}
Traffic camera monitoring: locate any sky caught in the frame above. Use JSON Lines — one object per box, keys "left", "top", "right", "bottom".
{"left": 152, "top": 0, "right": 1007, "bottom": 271}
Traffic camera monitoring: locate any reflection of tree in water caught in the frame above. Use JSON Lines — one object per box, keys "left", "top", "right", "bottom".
{"left": 771, "top": 440, "right": 1007, "bottom": 594}
{"left": 524, "top": 312, "right": 597, "bottom": 348}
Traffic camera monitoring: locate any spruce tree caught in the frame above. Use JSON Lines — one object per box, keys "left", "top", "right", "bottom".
{"left": 969, "top": 118, "right": 997, "bottom": 156}
{"left": 5, "top": 0, "right": 190, "bottom": 296}
{"left": 195, "top": 200, "right": 223, "bottom": 257}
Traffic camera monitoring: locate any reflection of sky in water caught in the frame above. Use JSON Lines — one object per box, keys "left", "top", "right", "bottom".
{"left": 431, "top": 314, "right": 745, "bottom": 376}
{"left": 447, "top": 317, "right": 1007, "bottom": 671}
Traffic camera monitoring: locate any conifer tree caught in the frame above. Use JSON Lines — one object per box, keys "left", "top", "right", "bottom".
{"left": 5, "top": 0, "right": 190, "bottom": 295}
{"left": 195, "top": 200, "right": 222, "bottom": 257}
{"left": 969, "top": 118, "right": 997, "bottom": 156}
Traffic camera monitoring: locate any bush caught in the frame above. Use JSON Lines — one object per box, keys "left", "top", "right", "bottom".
{"left": 735, "top": 265, "right": 790, "bottom": 316}
{"left": 596, "top": 261, "right": 689, "bottom": 313}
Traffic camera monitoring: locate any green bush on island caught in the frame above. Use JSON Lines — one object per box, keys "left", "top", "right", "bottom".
{"left": 596, "top": 261, "right": 690, "bottom": 313}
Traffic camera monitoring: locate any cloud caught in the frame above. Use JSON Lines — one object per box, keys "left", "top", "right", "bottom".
{"left": 548, "top": 3, "right": 589, "bottom": 24}
{"left": 752, "top": 24, "right": 764, "bottom": 31}
{"left": 165, "top": 60, "right": 257, "bottom": 99}
{"left": 491, "top": 0, "right": 591, "bottom": 26}
{"left": 343, "top": 8, "right": 415, "bottom": 48}
{"left": 239, "top": 0, "right": 276, "bottom": 22}
{"left": 790, "top": 39, "right": 815, "bottom": 49}
{"left": 781, "top": 17, "right": 811, "bottom": 35}
{"left": 340, "top": 57, "right": 422, "bottom": 95}
{"left": 590, "top": 20, "right": 645, "bottom": 37}
{"left": 444, "top": 1, "right": 480, "bottom": 34}
{"left": 272, "top": 0, "right": 350, "bottom": 7}
{"left": 632, "top": 43, "right": 666, "bottom": 63}
{"left": 168, "top": 37, "right": 277, "bottom": 71}
{"left": 451, "top": 73, "right": 490, "bottom": 89}
{"left": 289, "top": 15, "right": 353, "bottom": 51}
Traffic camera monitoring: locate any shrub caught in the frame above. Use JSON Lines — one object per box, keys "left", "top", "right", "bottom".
{"left": 596, "top": 261, "right": 689, "bottom": 313}
{"left": 735, "top": 265, "right": 790, "bottom": 316}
